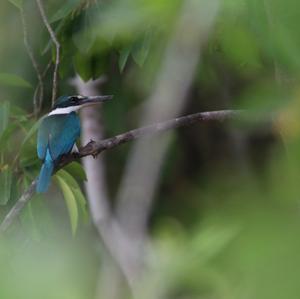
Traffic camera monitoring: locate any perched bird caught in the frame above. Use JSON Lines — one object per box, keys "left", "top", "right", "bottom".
{"left": 36, "top": 94, "right": 112, "bottom": 193}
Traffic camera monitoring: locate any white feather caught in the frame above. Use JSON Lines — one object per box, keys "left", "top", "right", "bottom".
{"left": 71, "top": 143, "right": 79, "bottom": 153}
{"left": 48, "top": 106, "right": 80, "bottom": 116}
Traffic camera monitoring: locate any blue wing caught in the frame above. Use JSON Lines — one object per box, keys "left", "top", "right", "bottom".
{"left": 37, "top": 112, "right": 80, "bottom": 161}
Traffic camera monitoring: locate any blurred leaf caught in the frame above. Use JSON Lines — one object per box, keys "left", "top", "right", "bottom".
{"left": 236, "top": 81, "right": 288, "bottom": 112}
{"left": 0, "top": 122, "right": 19, "bottom": 149}
{"left": 56, "top": 175, "right": 79, "bottom": 235}
{"left": 72, "top": 11, "right": 96, "bottom": 54}
{"left": 73, "top": 53, "right": 93, "bottom": 81}
{"left": 220, "top": 25, "right": 261, "bottom": 73}
{"left": 50, "top": 0, "right": 81, "bottom": 23}
{"left": 191, "top": 224, "right": 240, "bottom": 262}
{"left": 64, "top": 161, "right": 87, "bottom": 181}
{"left": 20, "top": 117, "right": 43, "bottom": 150}
{"left": 93, "top": 0, "right": 178, "bottom": 40}
{"left": 132, "top": 31, "right": 152, "bottom": 67}
{"left": 119, "top": 46, "right": 132, "bottom": 72}
{"left": 8, "top": 0, "right": 23, "bottom": 10}
{"left": 72, "top": 31, "right": 94, "bottom": 54}
{"left": 0, "top": 101, "right": 10, "bottom": 136}
{"left": 0, "top": 73, "right": 32, "bottom": 88}
{"left": 20, "top": 146, "right": 39, "bottom": 169}
{"left": 0, "top": 168, "right": 12, "bottom": 205}
{"left": 56, "top": 32, "right": 77, "bottom": 78}
{"left": 10, "top": 105, "right": 27, "bottom": 117}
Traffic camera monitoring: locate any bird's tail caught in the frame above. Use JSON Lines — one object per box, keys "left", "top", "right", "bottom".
{"left": 36, "top": 159, "right": 54, "bottom": 193}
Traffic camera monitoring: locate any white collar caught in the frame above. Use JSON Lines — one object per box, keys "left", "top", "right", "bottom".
{"left": 48, "top": 106, "right": 80, "bottom": 116}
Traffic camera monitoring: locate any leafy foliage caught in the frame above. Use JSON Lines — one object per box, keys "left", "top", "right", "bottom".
{"left": 49, "top": 0, "right": 81, "bottom": 23}
{"left": 55, "top": 174, "right": 79, "bottom": 234}
{"left": 8, "top": 0, "right": 22, "bottom": 10}
{"left": 0, "top": 73, "right": 32, "bottom": 88}
{"left": 2, "top": 0, "right": 300, "bottom": 298}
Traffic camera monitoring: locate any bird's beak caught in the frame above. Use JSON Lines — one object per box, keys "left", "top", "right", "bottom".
{"left": 80, "top": 95, "right": 113, "bottom": 106}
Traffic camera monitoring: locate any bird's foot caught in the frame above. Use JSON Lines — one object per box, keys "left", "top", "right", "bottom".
{"left": 92, "top": 151, "right": 98, "bottom": 159}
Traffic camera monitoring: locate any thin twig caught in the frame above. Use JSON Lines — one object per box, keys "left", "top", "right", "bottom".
{"left": 20, "top": 8, "right": 44, "bottom": 116}
{"left": 0, "top": 109, "right": 241, "bottom": 233}
{"left": 34, "top": 59, "right": 53, "bottom": 112}
{"left": 36, "top": 0, "right": 60, "bottom": 106}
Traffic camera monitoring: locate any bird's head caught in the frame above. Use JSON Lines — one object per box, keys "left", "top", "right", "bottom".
{"left": 50, "top": 95, "right": 113, "bottom": 115}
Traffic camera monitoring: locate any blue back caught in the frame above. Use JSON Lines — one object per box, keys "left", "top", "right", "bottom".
{"left": 37, "top": 112, "right": 81, "bottom": 162}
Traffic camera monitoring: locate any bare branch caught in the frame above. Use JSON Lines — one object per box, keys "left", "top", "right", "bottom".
{"left": 36, "top": 0, "right": 60, "bottom": 106}
{"left": 70, "top": 110, "right": 240, "bottom": 162}
{"left": 34, "top": 59, "right": 54, "bottom": 112}
{"left": 0, "top": 109, "right": 241, "bottom": 234}
{"left": 20, "top": 8, "right": 44, "bottom": 116}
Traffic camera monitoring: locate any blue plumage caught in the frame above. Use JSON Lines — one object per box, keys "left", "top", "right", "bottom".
{"left": 36, "top": 94, "right": 112, "bottom": 193}
{"left": 36, "top": 151, "right": 54, "bottom": 193}
{"left": 36, "top": 112, "right": 80, "bottom": 193}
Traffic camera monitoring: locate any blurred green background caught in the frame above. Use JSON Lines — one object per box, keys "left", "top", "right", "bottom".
{"left": 1, "top": 0, "right": 300, "bottom": 298}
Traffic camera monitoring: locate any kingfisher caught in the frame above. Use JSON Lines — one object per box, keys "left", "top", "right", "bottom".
{"left": 36, "top": 94, "right": 112, "bottom": 193}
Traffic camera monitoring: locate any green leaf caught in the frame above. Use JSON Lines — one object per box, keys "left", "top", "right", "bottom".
{"left": 0, "top": 168, "right": 12, "bottom": 205}
{"left": 72, "top": 187, "right": 89, "bottom": 222}
{"left": 56, "top": 175, "right": 79, "bottom": 235}
{"left": 56, "top": 169, "right": 88, "bottom": 224}
{"left": 20, "top": 117, "right": 43, "bottom": 150}
{"left": 10, "top": 105, "right": 27, "bottom": 117}
{"left": 50, "top": 0, "right": 81, "bottom": 23}
{"left": 0, "top": 101, "right": 10, "bottom": 136}
{"left": 56, "top": 169, "right": 78, "bottom": 189}
{"left": 119, "top": 46, "right": 132, "bottom": 72}
{"left": 72, "top": 10, "right": 96, "bottom": 54}
{"left": 20, "top": 146, "right": 39, "bottom": 169}
{"left": 73, "top": 53, "right": 93, "bottom": 81}
{"left": 0, "top": 73, "right": 32, "bottom": 88}
{"left": 0, "top": 122, "right": 19, "bottom": 149}
{"left": 132, "top": 31, "right": 152, "bottom": 67}
{"left": 8, "top": 0, "right": 23, "bottom": 10}
{"left": 192, "top": 224, "right": 240, "bottom": 262}
{"left": 72, "top": 30, "right": 94, "bottom": 54}
{"left": 64, "top": 161, "right": 87, "bottom": 181}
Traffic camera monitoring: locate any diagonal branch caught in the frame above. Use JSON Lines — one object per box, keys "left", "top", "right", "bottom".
{"left": 36, "top": 0, "right": 60, "bottom": 106}
{"left": 64, "top": 110, "right": 242, "bottom": 163}
{"left": 0, "top": 109, "right": 241, "bottom": 234}
{"left": 0, "top": 180, "right": 37, "bottom": 233}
